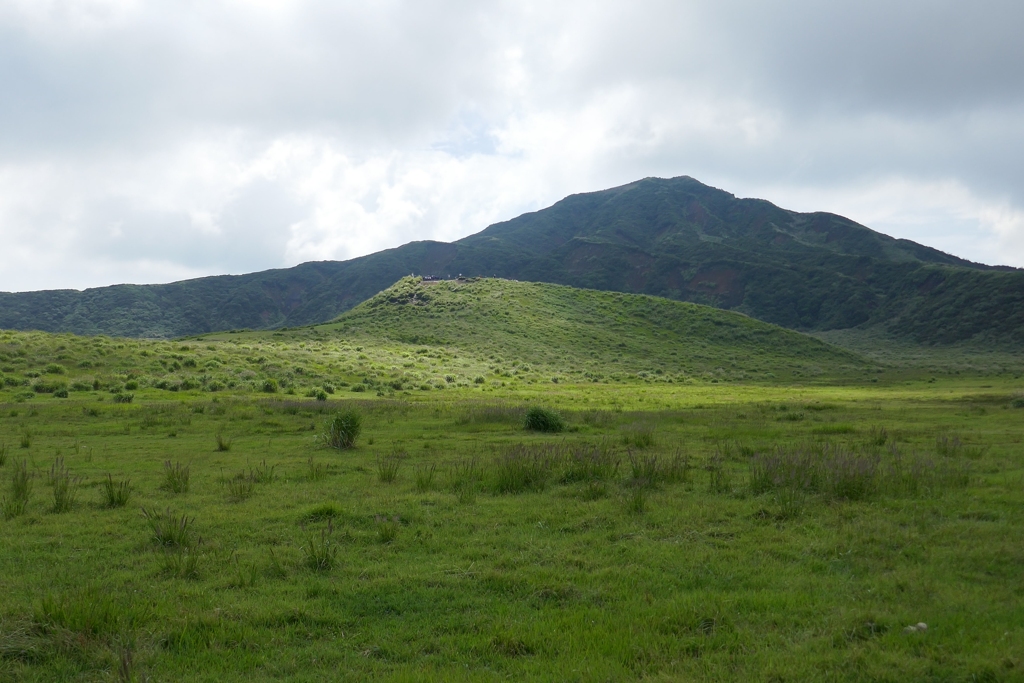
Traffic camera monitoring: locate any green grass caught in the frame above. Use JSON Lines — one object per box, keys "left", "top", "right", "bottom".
{"left": 1, "top": 286, "right": 1023, "bottom": 680}
{"left": 312, "top": 277, "right": 871, "bottom": 385}
{"left": 0, "top": 377, "right": 1021, "bottom": 680}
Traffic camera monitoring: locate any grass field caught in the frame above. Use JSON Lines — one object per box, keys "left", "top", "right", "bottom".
{"left": 1, "top": 280, "right": 1023, "bottom": 681}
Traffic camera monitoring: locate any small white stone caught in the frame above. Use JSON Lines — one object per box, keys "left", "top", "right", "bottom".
{"left": 916, "top": 622, "right": 928, "bottom": 632}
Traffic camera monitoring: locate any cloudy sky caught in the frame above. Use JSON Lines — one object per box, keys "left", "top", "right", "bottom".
{"left": 1, "top": 0, "right": 1022, "bottom": 292}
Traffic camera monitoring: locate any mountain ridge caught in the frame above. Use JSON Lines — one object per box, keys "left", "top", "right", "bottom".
{"left": 1, "top": 176, "right": 1022, "bottom": 345}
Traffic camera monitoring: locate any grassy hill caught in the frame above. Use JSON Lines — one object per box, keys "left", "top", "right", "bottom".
{"left": 312, "top": 277, "right": 869, "bottom": 384}
{"left": 0, "top": 279, "right": 869, "bottom": 407}
{"left": 2, "top": 283, "right": 1024, "bottom": 680}
{"left": 2, "top": 176, "right": 1023, "bottom": 347}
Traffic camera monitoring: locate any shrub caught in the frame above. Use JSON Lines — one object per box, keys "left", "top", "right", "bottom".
{"left": 524, "top": 406, "right": 564, "bottom": 433}
{"left": 314, "top": 389, "right": 328, "bottom": 401}
{"left": 112, "top": 392, "right": 134, "bottom": 404}
{"left": 101, "top": 474, "right": 133, "bottom": 508}
{"left": 52, "top": 388, "right": 69, "bottom": 399}
{"left": 262, "top": 379, "right": 279, "bottom": 393}
{"left": 33, "top": 379, "right": 66, "bottom": 394}
{"left": 322, "top": 410, "right": 362, "bottom": 449}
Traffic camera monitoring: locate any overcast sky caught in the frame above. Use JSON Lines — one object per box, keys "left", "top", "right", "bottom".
{"left": 1, "top": 0, "right": 1022, "bottom": 292}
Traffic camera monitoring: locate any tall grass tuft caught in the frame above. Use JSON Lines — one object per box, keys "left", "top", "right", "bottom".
{"left": 493, "top": 444, "right": 557, "bottom": 494}
{"left": 376, "top": 515, "right": 400, "bottom": 544}
{"left": 306, "top": 457, "right": 327, "bottom": 482}
{"left": 164, "top": 547, "right": 202, "bottom": 580}
{"left": 101, "top": 474, "right": 133, "bottom": 508}
{"left": 746, "top": 443, "right": 965, "bottom": 502}
{"left": 621, "top": 422, "right": 656, "bottom": 449}
{"left": 162, "top": 460, "right": 190, "bottom": 494}
{"left": 48, "top": 457, "right": 80, "bottom": 513}
{"left": 226, "top": 471, "right": 256, "bottom": 501}
{"left": 231, "top": 553, "right": 260, "bottom": 588}
{"left": 626, "top": 449, "right": 689, "bottom": 488}
{"left": 625, "top": 485, "right": 647, "bottom": 514}
{"left": 415, "top": 463, "right": 437, "bottom": 492}
{"left": 141, "top": 507, "right": 198, "bottom": 548}
{"left": 250, "top": 459, "right": 276, "bottom": 484}
{"left": 885, "top": 446, "right": 971, "bottom": 496}
{"left": 867, "top": 426, "right": 889, "bottom": 447}
{"left": 0, "top": 442, "right": 7, "bottom": 467}
{"left": 523, "top": 406, "right": 564, "bottom": 433}
{"left": 376, "top": 453, "right": 402, "bottom": 483}
{"left": 560, "top": 442, "right": 620, "bottom": 484}
{"left": 301, "top": 520, "right": 338, "bottom": 572}
{"left": 627, "top": 451, "right": 660, "bottom": 487}
{"left": 935, "top": 434, "right": 986, "bottom": 460}
{"left": 448, "top": 457, "right": 480, "bottom": 504}
{"left": 322, "top": 410, "right": 362, "bottom": 449}
{"left": 215, "top": 434, "right": 233, "bottom": 452}
{"left": 707, "top": 453, "right": 732, "bottom": 494}
{"left": 35, "top": 589, "right": 146, "bottom": 637}
{"left": 2, "top": 459, "right": 32, "bottom": 519}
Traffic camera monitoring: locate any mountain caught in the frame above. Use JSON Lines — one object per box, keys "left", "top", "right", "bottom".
{"left": 2, "top": 176, "right": 1022, "bottom": 345}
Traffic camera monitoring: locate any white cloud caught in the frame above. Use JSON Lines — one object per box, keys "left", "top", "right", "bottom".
{"left": 1, "top": 0, "right": 1023, "bottom": 291}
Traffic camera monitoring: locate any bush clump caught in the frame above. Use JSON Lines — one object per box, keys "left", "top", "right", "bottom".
{"left": 323, "top": 410, "right": 362, "bottom": 449}
{"left": 524, "top": 406, "right": 564, "bottom": 433}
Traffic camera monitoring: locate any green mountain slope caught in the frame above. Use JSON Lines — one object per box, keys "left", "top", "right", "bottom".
{"left": 310, "top": 277, "right": 868, "bottom": 382}
{"left": 2, "top": 176, "right": 1022, "bottom": 345}
{"left": 0, "top": 278, "right": 870, "bottom": 406}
